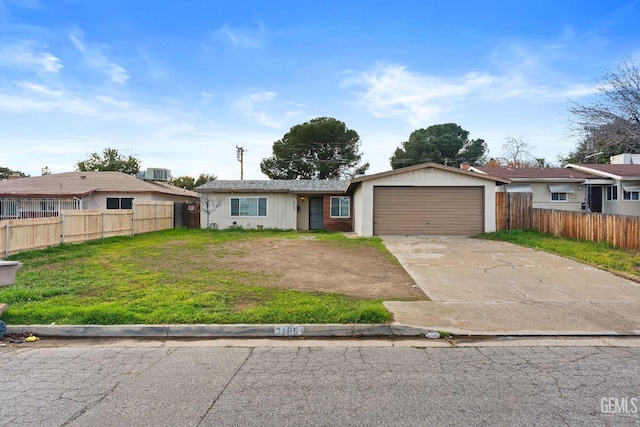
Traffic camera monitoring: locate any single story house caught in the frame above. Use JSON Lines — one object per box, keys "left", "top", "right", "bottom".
{"left": 468, "top": 162, "right": 640, "bottom": 216}
{"left": 0, "top": 171, "right": 200, "bottom": 220}
{"left": 566, "top": 163, "right": 640, "bottom": 216}
{"left": 197, "top": 163, "right": 508, "bottom": 236}
{"left": 196, "top": 179, "right": 351, "bottom": 231}
{"left": 469, "top": 166, "right": 600, "bottom": 212}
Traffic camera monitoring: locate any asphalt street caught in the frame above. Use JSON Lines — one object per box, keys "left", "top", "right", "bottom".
{"left": 1, "top": 338, "right": 639, "bottom": 426}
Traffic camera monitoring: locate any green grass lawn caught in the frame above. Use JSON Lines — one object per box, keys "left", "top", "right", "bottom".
{"left": 0, "top": 229, "right": 391, "bottom": 325}
{"left": 477, "top": 229, "right": 640, "bottom": 280}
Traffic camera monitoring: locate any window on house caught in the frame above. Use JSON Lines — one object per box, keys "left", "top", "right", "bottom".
{"left": 623, "top": 191, "right": 640, "bottom": 201}
{"left": 622, "top": 183, "right": 640, "bottom": 201}
{"left": 106, "top": 197, "right": 134, "bottom": 209}
{"left": 0, "top": 199, "right": 18, "bottom": 219}
{"left": 606, "top": 185, "right": 618, "bottom": 201}
{"left": 330, "top": 196, "right": 350, "bottom": 218}
{"left": 40, "top": 199, "right": 56, "bottom": 211}
{"left": 548, "top": 184, "right": 574, "bottom": 202}
{"left": 551, "top": 192, "right": 568, "bottom": 201}
{"left": 121, "top": 198, "right": 133, "bottom": 209}
{"left": 230, "top": 197, "right": 267, "bottom": 216}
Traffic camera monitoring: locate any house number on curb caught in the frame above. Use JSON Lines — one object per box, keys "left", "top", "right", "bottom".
{"left": 274, "top": 326, "right": 304, "bottom": 336}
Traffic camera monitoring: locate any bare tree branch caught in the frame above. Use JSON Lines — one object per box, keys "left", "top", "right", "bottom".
{"left": 568, "top": 59, "right": 640, "bottom": 156}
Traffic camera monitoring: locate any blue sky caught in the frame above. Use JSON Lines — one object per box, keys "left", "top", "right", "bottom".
{"left": 1, "top": 0, "right": 639, "bottom": 179}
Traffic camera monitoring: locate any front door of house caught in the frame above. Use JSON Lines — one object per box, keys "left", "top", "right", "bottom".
{"left": 588, "top": 186, "right": 603, "bottom": 213}
{"left": 309, "top": 197, "right": 323, "bottom": 230}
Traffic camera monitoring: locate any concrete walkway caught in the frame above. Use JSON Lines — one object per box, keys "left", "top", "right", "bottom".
{"left": 382, "top": 236, "right": 640, "bottom": 336}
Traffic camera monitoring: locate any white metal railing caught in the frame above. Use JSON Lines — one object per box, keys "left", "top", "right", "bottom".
{"left": 0, "top": 198, "right": 83, "bottom": 220}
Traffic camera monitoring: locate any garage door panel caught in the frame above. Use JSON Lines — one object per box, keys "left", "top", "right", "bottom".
{"left": 373, "top": 186, "right": 484, "bottom": 235}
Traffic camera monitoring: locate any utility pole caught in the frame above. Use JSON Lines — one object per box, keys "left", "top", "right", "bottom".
{"left": 236, "top": 146, "right": 245, "bottom": 180}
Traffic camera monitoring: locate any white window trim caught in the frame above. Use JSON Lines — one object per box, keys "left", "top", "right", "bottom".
{"left": 230, "top": 197, "right": 268, "bottom": 217}
{"left": 623, "top": 190, "right": 640, "bottom": 201}
{"left": 330, "top": 196, "right": 350, "bottom": 218}
{"left": 606, "top": 185, "right": 618, "bottom": 201}
{"left": 550, "top": 192, "right": 568, "bottom": 202}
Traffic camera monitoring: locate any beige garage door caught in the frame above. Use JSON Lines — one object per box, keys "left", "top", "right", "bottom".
{"left": 373, "top": 186, "right": 484, "bottom": 236}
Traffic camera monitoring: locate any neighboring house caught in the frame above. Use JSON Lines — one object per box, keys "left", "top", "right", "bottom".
{"left": 196, "top": 180, "right": 351, "bottom": 231}
{"left": 197, "top": 163, "right": 507, "bottom": 236}
{"left": 469, "top": 166, "right": 599, "bottom": 212}
{"left": 0, "top": 171, "right": 200, "bottom": 220}
{"left": 468, "top": 161, "right": 640, "bottom": 216}
{"left": 566, "top": 164, "right": 640, "bottom": 216}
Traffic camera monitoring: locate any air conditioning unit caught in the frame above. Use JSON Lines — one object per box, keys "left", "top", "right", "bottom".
{"left": 144, "top": 168, "right": 171, "bottom": 182}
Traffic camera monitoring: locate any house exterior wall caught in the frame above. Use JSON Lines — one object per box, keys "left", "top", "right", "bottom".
{"left": 602, "top": 182, "right": 640, "bottom": 216}
{"left": 199, "top": 192, "right": 296, "bottom": 230}
{"left": 352, "top": 185, "right": 364, "bottom": 236}
{"left": 604, "top": 200, "right": 640, "bottom": 215}
{"left": 296, "top": 196, "right": 310, "bottom": 230}
{"left": 496, "top": 182, "right": 586, "bottom": 212}
{"left": 87, "top": 193, "right": 197, "bottom": 210}
{"left": 352, "top": 168, "right": 497, "bottom": 237}
{"left": 322, "top": 195, "right": 353, "bottom": 232}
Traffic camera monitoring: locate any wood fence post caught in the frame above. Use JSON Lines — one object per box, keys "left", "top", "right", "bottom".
{"left": 61, "top": 212, "right": 65, "bottom": 244}
{"left": 5, "top": 223, "right": 9, "bottom": 258}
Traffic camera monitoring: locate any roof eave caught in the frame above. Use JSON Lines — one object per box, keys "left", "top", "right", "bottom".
{"left": 506, "top": 177, "right": 589, "bottom": 182}
{"left": 566, "top": 164, "right": 622, "bottom": 180}
{"left": 346, "top": 163, "right": 510, "bottom": 192}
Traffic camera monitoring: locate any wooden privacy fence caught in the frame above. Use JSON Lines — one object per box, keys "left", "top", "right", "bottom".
{"left": 496, "top": 192, "right": 640, "bottom": 251}
{"left": 0, "top": 202, "right": 174, "bottom": 257}
{"left": 531, "top": 209, "right": 640, "bottom": 250}
{"left": 495, "top": 192, "right": 533, "bottom": 230}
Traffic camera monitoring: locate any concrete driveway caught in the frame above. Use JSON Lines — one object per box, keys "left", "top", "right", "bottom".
{"left": 382, "top": 236, "right": 640, "bottom": 335}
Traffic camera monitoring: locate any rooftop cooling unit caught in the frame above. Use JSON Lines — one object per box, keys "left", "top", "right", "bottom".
{"left": 144, "top": 168, "right": 171, "bottom": 182}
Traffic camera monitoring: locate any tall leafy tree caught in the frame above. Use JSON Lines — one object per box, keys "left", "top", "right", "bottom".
{"left": 260, "top": 117, "right": 369, "bottom": 179}
{"left": 0, "top": 167, "right": 28, "bottom": 180}
{"left": 390, "top": 123, "right": 487, "bottom": 169}
{"left": 76, "top": 147, "right": 141, "bottom": 175}
{"left": 170, "top": 176, "right": 196, "bottom": 190}
{"left": 194, "top": 174, "right": 217, "bottom": 187}
{"left": 171, "top": 174, "right": 217, "bottom": 190}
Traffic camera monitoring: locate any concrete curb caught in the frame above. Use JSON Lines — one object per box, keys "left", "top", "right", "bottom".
{"left": 5, "top": 324, "right": 435, "bottom": 339}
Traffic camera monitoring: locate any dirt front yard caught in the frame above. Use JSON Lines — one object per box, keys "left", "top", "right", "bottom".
{"left": 205, "top": 236, "right": 427, "bottom": 300}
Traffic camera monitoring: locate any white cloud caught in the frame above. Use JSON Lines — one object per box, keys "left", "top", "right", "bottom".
{"left": 0, "top": 81, "right": 95, "bottom": 114}
{"left": 69, "top": 31, "right": 129, "bottom": 84}
{"left": 214, "top": 23, "right": 265, "bottom": 49}
{"left": 0, "top": 42, "right": 62, "bottom": 73}
{"left": 343, "top": 58, "right": 602, "bottom": 128}
{"left": 343, "top": 63, "right": 496, "bottom": 127}
{"left": 0, "top": 80, "right": 179, "bottom": 126}
{"left": 231, "top": 89, "right": 283, "bottom": 128}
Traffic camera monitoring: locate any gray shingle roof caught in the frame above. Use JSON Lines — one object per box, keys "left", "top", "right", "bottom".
{"left": 196, "top": 180, "right": 347, "bottom": 193}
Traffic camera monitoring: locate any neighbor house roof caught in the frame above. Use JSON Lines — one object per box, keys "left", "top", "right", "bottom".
{"left": 0, "top": 171, "right": 200, "bottom": 198}
{"left": 566, "top": 164, "right": 640, "bottom": 180}
{"left": 472, "top": 166, "right": 598, "bottom": 181}
{"left": 196, "top": 179, "right": 348, "bottom": 194}
{"left": 346, "top": 162, "right": 510, "bottom": 193}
